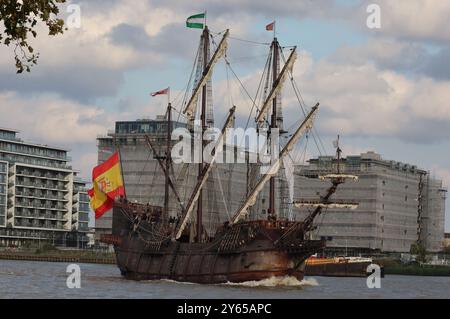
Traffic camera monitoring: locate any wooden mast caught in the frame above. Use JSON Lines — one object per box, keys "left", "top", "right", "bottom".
{"left": 269, "top": 37, "right": 279, "bottom": 219}
{"left": 164, "top": 102, "right": 172, "bottom": 225}
{"left": 295, "top": 136, "right": 359, "bottom": 233}
{"left": 144, "top": 135, "right": 185, "bottom": 211}
{"left": 231, "top": 105, "right": 319, "bottom": 224}
{"left": 197, "top": 25, "right": 209, "bottom": 242}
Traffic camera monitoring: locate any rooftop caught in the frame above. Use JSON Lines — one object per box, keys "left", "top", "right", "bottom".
{"left": 0, "top": 127, "right": 19, "bottom": 134}
{"left": 0, "top": 130, "right": 69, "bottom": 153}
{"left": 306, "top": 151, "right": 428, "bottom": 174}
{"left": 114, "top": 116, "right": 187, "bottom": 135}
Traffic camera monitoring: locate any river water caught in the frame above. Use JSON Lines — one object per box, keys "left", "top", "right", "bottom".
{"left": 0, "top": 260, "right": 449, "bottom": 299}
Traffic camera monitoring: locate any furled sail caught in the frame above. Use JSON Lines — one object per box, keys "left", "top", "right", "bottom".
{"left": 294, "top": 201, "right": 358, "bottom": 210}
{"left": 175, "top": 106, "right": 236, "bottom": 239}
{"left": 183, "top": 30, "right": 230, "bottom": 118}
{"left": 256, "top": 47, "right": 297, "bottom": 124}
{"left": 319, "top": 174, "right": 359, "bottom": 181}
{"left": 231, "top": 104, "right": 319, "bottom": 224}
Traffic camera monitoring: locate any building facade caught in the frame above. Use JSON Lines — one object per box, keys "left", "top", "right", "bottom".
{"left": 294, "top": 152, "right": 447, "bottom": 253}
{"left": 0, "top": 128, "right": 89, "bottom": 247}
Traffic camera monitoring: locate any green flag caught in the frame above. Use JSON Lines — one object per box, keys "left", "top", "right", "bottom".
{"left": 186, "top": 13, "right": 205, "bottom": 29}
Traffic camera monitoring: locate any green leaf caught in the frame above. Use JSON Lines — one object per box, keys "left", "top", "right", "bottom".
{"left": 1, "top": 0, "right": 67, "bottom": 73}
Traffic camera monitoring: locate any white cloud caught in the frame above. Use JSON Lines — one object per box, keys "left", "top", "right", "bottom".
{"left": 0, "top": 91, "right": 111, "bottom": 144}
{"left": 288, "top": 55, "right": 450, "bottom": 141}
{"left": 375, "top": 0, "right": 450, "bottom": 42}
{"left": 331, "top": 38, "right": 427, "bottom": 71}
{"left": 77, "top": 152, "right": 98, "bottom": 180}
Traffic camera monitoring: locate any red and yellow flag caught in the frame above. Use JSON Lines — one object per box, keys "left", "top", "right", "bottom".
{"left": 88, "top": 185, "right": 113, "bottom": 220}
{"left": 88, "top": 152, "right": 125, "bottom": 219}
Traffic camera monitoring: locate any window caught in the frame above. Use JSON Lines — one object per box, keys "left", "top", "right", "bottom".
{"left": 80, "top": 203, "right": 90, "bottom": 212}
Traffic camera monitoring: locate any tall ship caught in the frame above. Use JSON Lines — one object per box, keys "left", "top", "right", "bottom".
{"left": 102, "top": 21, "right": 357, "bottom": 284}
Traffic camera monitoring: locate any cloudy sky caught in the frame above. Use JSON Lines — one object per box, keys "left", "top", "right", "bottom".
{"left": 0, "top": 0, "right": 449, "bottom": 231}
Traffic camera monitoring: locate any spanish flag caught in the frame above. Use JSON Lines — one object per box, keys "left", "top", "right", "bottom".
{"left": 88, "top": 184, "right": 113, "bottom": 220}
{"left": 88, "top": 152, "right": 125, "bottom": 219}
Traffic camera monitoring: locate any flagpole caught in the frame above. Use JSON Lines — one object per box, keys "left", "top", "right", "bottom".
{"left": 274, "top": 20, "right": 276, "bottom": 39}
{"left": 116, "top": 145, "right": 127, "bottom": 200}
{"left": 168, "top": 87, "right": 171, "bottom": 105}
{"left": 204, "top": 10, "right": 207, "bottom": 27}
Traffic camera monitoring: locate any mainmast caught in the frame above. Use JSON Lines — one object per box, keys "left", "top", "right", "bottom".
{"left": 254, "top": 35, "right": 296, "bottom": 221}
{"left": 269, "top": 37, "right": 279, "bottom": 220}
{"left": 232, "top": 104, "right": 319, "bottom": 224}
{"left": 175, "top": 106, "right": 236, "bottom": 240}
{"left": 182, "top": 26, "right": 229, "bottom": 242}
{"left": 197, "top": 26, "right": 210, "bottom": 243}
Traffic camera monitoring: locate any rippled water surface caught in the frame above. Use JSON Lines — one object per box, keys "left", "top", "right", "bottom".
{"left": 1, "top": 260, "right": 449, "bottom": 299}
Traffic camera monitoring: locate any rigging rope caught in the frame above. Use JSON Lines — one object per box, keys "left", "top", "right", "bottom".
{"left": 279, "top": 47, "right": 327, "bottom": 157}
{"left": 214, "top": 167, "right": 231, "bottom": 222}
{"left": 177, "top": 41, "right": 201, "bottom": 125}
{"left": 210, "top": 29, "right": 270, "bottom": 46}
{"left": 229, "top": 36, "right": 271, "bottom": 46}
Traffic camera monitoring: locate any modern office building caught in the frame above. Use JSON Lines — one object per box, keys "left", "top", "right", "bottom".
{"left": 0, "top": 128, "right": 90, "bottom": 247}
{"left": 294, "top": 152, "right": 447, "bottom": 253}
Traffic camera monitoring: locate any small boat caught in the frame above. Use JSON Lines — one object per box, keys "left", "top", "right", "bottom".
{"left": 305, "top": 256, "right": 384, "bottom": 277}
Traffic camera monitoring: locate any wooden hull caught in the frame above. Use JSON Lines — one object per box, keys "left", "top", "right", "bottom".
{"left": 109, "top": 202, "right": 325, "bottom": 284}
{"left": 115, "top": 241, "right": 307, "bottom": 284}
